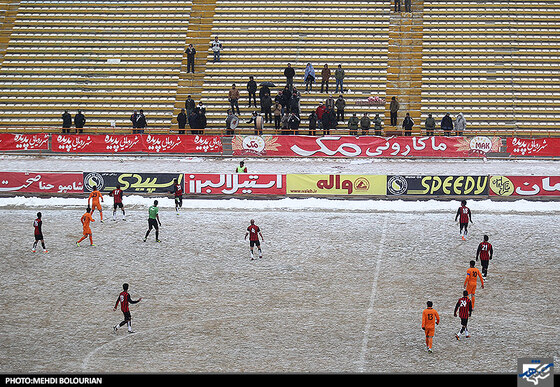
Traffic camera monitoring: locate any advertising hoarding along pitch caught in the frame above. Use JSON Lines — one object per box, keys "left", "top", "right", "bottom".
{"left": 489, "top": 176, "right": 560, "bottom": 197}
{"left": 52, "top": 134, "right": 222, "bottom": 154}
{"left": 387, "top": 175, "right": 489, "bottom": 196}
{"left": 185, "top": 174, "right": 286, "bottom": 195}
{"left": 0, "top": 172, "right": 83, "bottom": 193}
{"left": 286, "top": 174, "right": 387, "bottom": 196}
{"left": 232, "top": 135, "right": 501, "bottom": 158}
{"left": 82, "top": 172, "right": 183, "bottom": 194}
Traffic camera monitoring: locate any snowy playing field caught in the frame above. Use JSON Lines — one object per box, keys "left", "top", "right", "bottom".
{"left": 0, "top": 155, "right": 559, "bottom": 374}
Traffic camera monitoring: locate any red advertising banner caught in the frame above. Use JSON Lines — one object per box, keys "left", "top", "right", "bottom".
{"left": 489, "top": 175, "right": 560, "bottom": 197}
{"left": 231, "top": 135, "right": 501, "bottom": 158}
{"left": 51, "top": 134, "right": 222, "bottom": 154}
{"left": 185, "top": 174, "right": 286, "bottom": 195}
{"left": 0, "top": 133, "right": 50, "bottom": 151}
{"left": 0, "top": 172, "right": 83, "bottom": 193}
{"left": 506, "top": 137, "right": 560, "bottom": 157}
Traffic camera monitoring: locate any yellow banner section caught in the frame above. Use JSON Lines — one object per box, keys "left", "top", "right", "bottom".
{"left": 287, "top": 174, "right": 387, "bottom": 196}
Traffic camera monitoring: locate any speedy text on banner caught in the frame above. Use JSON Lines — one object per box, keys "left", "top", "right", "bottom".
{"left": 286, "top": 174, "right": 387, "bottom": 196}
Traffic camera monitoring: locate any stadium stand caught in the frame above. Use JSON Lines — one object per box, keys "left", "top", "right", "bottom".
{"left": 0, "top": 0, "right": 559, "bottom": 136}
{"left": 0, "top": 0, "right": 193, "bottom": 131}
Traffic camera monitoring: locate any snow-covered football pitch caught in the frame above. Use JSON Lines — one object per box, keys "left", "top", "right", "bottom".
{"left": 0, "top": 156, "right": 558, "bottom": 374}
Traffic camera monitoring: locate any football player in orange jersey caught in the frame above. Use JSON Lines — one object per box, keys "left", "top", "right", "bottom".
{"left": 464, "top": 260, "right": 484, "bottom": 308}
{"left": 421, "top": 301, "right": 440, "bottom": 353}
{"left": 76, "top": 207, "right": 95, "bottom": 246}
{"left": 88, "top": 185, "right": 104, "bottom": 222}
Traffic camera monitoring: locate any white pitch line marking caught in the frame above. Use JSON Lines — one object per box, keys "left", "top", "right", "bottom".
{"left": 357, "top": 217, "right": 388, "bottom": 372}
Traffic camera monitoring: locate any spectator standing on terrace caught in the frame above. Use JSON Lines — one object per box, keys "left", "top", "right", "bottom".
{"left": 225, "top": 109, "right": 237, "bottom": 135}
{"left": 402, "top": 112, "right": 414, "bottom": 136}
{"left": 273, "top": 102, "right": 282, "bottom": 131}
{"left": 288, "top": 112, "right": 300, "bottom": 134}
{"left": 177, "top": 108, "right": 187, "bottom": 134}
{"left": 211, "top": 36, "right": 222, "bottom": 62}
{"left": 308, "top": 110, "right": 318, "bottom": 135}
{"left": 185, "top": 95, "right": 196, "bottom": 118}
{"left": 425, "top": 113, "right": 436, "bottom": 136}
{"left": 304, "top": 63, "right": 316, "bottom": 93}
{"left": 135, "top": 110, "right": 147, "bottom": 134}
{"left": 455, "top": 112, "right": 466, "bottom": 136}
{"left": 389, "top": 96, "right": 399, "bottom": 126}
{"left": 130, "top": 110, "right": 139, "bottom": 133}
{"left": 373, "top": 113, "right": 383, "bottom": 135}
{"left": 261, "top": 93, "right": 273, "bottom": 123}
{"left": 321, "top": 64, "right": 331, "bottom": 94}
{"left": 325, "top": 95, "right": 335, "bottom": 111}
{"left": 284, "top": 63, "right": 295, "bottom": 91}
{"left": 322, "top": 107, "right": 336, "bottom": 135}
{"left": 441, "top": 112, "right": 453, "bottom": 136}
{"left": 197, "top": 102, "right": 207, "bottom": 133}
{"left": 186, "top": 43, "right": 196, "bottom": 73}
{"left": 247, "top": 76, "right": 258, "bottom": 108}
{"left": 290, "top": 89, "right": 301, "bottom": 116}
{"left": 335, "top": 95, "right": 346, "bottom": 122}
{"left": 74, "top": 110, "right": 86, "bottom": 133}
{"left": 360, "top": 112, "right": 371, "bottom": 135}
{"left": 335, "top": 64, "right": 345, "bottom": 94}
{"left": 394, "top": 0, "right": 401, "bottom": 12}
{"left": 348, "top": 112, "right": 359, "bottom": 135}
{"left": 316, "top": 102, "right": 327, "bottom": 132}
{"left": 62, "top": 110, "right": 72, "bottom": 133}
{"left": 228, "top": 84, "right": 241, "bottom": 115}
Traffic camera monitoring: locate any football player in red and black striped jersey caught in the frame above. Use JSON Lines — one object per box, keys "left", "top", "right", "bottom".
{"left": 113, "top": 283, "right": 142, "bottom": 334}
{"left": 476, "top": 235, "right": 493, "bottom": 278}
{"left": 32, "top": 212, "right": 47, "bottom": 253}
{"left": 454, "top": 290, "right": 473, "bottom": 340}
{"left": 110, "top": 184, "right": 125, "bottom": 221}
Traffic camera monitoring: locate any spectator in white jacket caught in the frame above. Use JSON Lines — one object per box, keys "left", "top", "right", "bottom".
{"left": 455, "top": 113, "right": 466, "bottom": 136}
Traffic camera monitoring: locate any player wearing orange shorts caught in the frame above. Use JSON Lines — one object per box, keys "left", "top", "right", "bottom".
{"left": 421, "top": 301, "right": 440, "bottom": 353}
{"left": 77, "top": 207, "right": 95, "bottom": 246}
{"left": 464, "top": 260, "right": 484, "bottom": 308}
{"left": 88, "top": 185, "right": 104, "bottom": 222}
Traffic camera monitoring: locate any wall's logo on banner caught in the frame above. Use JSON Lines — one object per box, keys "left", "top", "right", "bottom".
{"left": 517, "top": 358, "right": 554, "bottom": 387}
{"left": 83, "top": 172, "right": 105, "bottom": 191}
{"left": 232, "top": 135, "right": 281, "bottom": 156}
{"left": 387, "top": 175, "right": 408, "bottom": 195}
{"left": 489, "top": 176, "right": 515, "bottom": 196}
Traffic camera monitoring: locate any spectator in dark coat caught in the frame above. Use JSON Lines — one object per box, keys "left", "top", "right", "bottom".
{"left": 177, "top": 108, "right": 187, "bottom": 133}
{"left": 284, "top": 63, "right": 295, "bottom": 91}
{"left": 335, "top": 95, "right": 346, "bottom": 122}
{"left": 360, "top": 113, "right": 371, "bottom": 135}
{"left": 441, "top": 112, "right": 453, "bottom": 136}
{"left": 425, "top": 113, "right": 436, "bottom": 135}
{"left": 74, "top": 111, "right": 86, "bottom": 133}
{"left": 308, "top": 111, "right": 317, "bottom": 135}
{"left": 261, "top": 93, "right": 273, "bottom": 123}
{"left": 247, "top": 76, "right": 258, "bottom": 108}
{"left": 130, "top": 110, "right": 139, "bottom": 132}
{"left": 322, "top": 107, "right": 336, "bottom": 136}
{"left": 185, "top": 95, "right": 196, "bottom": 117}
{"left": 402, "top": 112, "right": 414, "bottom": 136}
{"left": 186, "top": 44, "right": 196, "bottom": 73}
{"left": 136, "top": 110, "right": 147, "bottom": 133}
{"left": 62, "top": 110, "right": 72, "bottom": 133}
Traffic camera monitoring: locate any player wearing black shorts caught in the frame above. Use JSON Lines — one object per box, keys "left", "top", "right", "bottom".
{"left": 32, "top": 212, "right": 47, "bottom": 253}
{"left": 245, "top": 219, "right": 263, "bottom": 260}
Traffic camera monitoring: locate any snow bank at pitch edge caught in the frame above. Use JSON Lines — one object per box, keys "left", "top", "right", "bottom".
{"left": 0, "top": 196, "right": 558, "bottom": 214}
